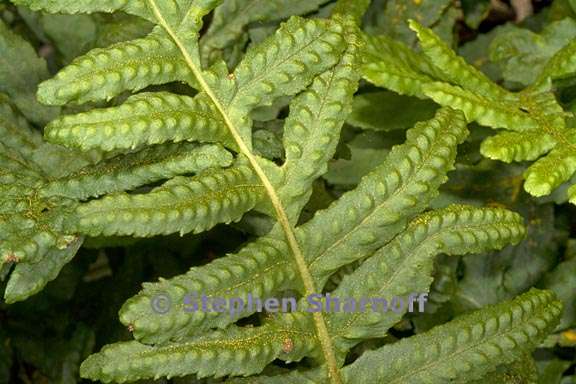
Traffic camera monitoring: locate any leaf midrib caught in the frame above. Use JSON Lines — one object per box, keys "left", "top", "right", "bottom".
{"left": 146, "top": 2, "right": 343, "bottom": 382}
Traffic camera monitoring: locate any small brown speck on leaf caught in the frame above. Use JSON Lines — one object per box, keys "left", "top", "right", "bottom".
{"left": 282, "top": 337, "right": 294, "bottom": 353}
{"left": 4, "top": 253, "right": 19, "bottom": 263}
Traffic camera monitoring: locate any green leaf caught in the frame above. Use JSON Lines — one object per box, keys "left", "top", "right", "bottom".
{"left": 329, "top": 205, "right": 526, "bottom": 351}
{"left": 441, "top": 166, "right": 561, "bottom": 313}
{"left": 409, "top": 19, "right": 510, "bottom": 100}
{"left": 70, "top": 164, "right": 264, "bottom": 237}
{"left": 378, "top": 0, "right": 455, "bottom": 46}
{"left": 200, "top": 0, "right": 330, "bottom": 67}
{"left": 461, "top": 0, "right": 491, "bottom": 29}
{"left": 480, "top": 131, "right": 557, "bottom": 163}
{"left": 2, "top": 2, "right": 566, "bottom": 384}
{"left": 534, "top": 33, "right": 576, "bottom": 89}
{"left": 343, "top": 289, "right": 563, "bottom": 384}
{"left": 0, "top": 187, "right": 77, "bottom": 265}
{"left": 118, "top": 234, "right": 293, "bottom": 343}
{"left": 231, "top": 17, "right": 346, "bottom": 115}
{"left": 539, "top": 255, "right": 576, "bottom": 329}
{"left": 361, "top": 32, "right": 438, "bottom": 98}
{"left": 468, "top": 354, "right": 538, "bottom": 384}
{"left": 332, "top": 0, "right": 371, "bottom": 24}
{"left": 279, "top": 18, "right": 361, "bottom": 222}
{"left": 45, "top": 92, "right": 235, "bottom": 152}
{"left": 11, "top": 0, "right": 153, "bottom": 20}
{"left": 39, "top": 143, "right": 233, "bottom": 200}
{"left": 37, "top": 12, "right": 153, "bottom": 63}
{"left": 422, "top": 82, "right": 539, "bottom": 130}
{"left": 361, "top": 12, "right": 576, "bottom": 204}
{"left": 0, "top": 95, "right": 43, "bottom": 159}
{"left": 537, "top": 358, "right": 572, "bottom": 384}
{"left": 4, "top": 236, "right": 84, "bottom": 303}
{"left": 524, "top": 148, "right": 576, "bottom": 197}
{"left": 39, "top": 13, "right": 98, "bottom": 62}
{"left": 0, "top": 19, "right": 58, "bottom": 124}
{"left": 81, "top": 324, "right": 315, "bottom": 382}
{"left": 303, "top": 107, "right": 469, "bottom": 286}
{"left": 458, "top": 24, "right": 511, "bottom": 83}
{"left": 116, "top": 107, "right": 468, "bottom": 345}
{"left": 489, "top": 18, "right": 576, "bottom": 87}
{"left": 37, "top": 29, "right": 193, "bottom": 106}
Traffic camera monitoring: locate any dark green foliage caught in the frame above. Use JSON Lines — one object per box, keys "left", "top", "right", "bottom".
{"left": 0, "top": 1, "right": 574, "bottom": 383}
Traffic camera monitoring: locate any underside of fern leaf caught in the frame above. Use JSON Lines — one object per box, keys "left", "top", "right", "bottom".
{"left": 343, "top": 289, "right": 562, "bottom": 384}
{"left": 360, "top": 17, "right": 576, "bottom": 204}
{"left": 0, "top": 1, "right": 571, "bottom": 384}
{"left": 77, "top": 105, "right": 537, "bottom": 383}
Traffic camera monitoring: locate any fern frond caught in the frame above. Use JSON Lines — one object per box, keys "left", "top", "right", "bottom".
{"left": 109, "top": 14, "right": 355, "bottom": 351}
{"left": 362, "top": 19, "right": 576, "bottom": 203}
{"left": 37, "top": 30, "right": 192, "bottom": 106}
{"left": 116, "top": 107, "right": 467, "bottom": 345}
{"left": 489, "top": 18, "right": 576, "bottom": 87}
{"left": 332, "top": 0, "right": 371, "bottom": 23}
{"left": 33, "top": 0, "right": 224, "bottom": 105}
{"left": 41, "top": 16, "right": 345, "bottom": 149}
{"left": 422, "top": 82, "right": 539, "bottom": 131}
{"left": 81, "top": 323, "right": 316, "bottom": 383}
{"left": 70, "top": 164, "right": 264, "bottom": 237}
{"left": 479, "top": 89, "right": 575, "bottom": 197}
{"left": 0, "top": 208, "right": 76, "bottom": 265}
{"left": 39, "top": 143, "right": 232, "bottom": 199}
{"left": 361, "top": 33, "right": 437, "bottom": 98}
{"left": 2, "top": 107, "right": 102, "bottom": 179}
{"left": 229, "top": 17, "right": 345, "bottom": 118}
{"left": 408, "top": 19, "right": 510, "bottom": 100}
{"left": 0, "top": 179, "right": 41, "bottom": 215}
{"left": 10, "top": 0, "right": 152, "bottom": 19}
{"left": 329, "top": 205, "right": 526, "bottom": 350}
{"left": 31, "top": 3, "right": 351, "bottom": 379}
{"left": 45, "top": 92, "right": 234, "bottom": 151}
{"left": 148, "top": 8, "right": 350, "bottom": 380}
{"left": 534, "top": 38, "right": 576, "bottom": 90}
{"left": 279, "top": 17, "right": 361, "bottom": 223}
{"left": 199, "top": 0, "right": 330, "bottom": 67}
{"left": 342, "top": 289, "right": 562, "bottom": 384}
{"left": 524, "top": 148, "right": 576, "bottom": 197}
{"left": 480, "top": 131, "right": 557, "bottom": 163}
{"left": 4, "top": 236, "right": 83, "bottom": 304}
{"left": 0, "top": 96, "right": 43, "bottom": 157}
{"left": 302, "top": 107, "right": 468, "bottom": 286}
{"left": 119, "top": 235, "right": 293, "bottom": 343}
{"left": 2, "top": 2, "right": 561, "bottom": 383}
{"left": 0, "top": 20, "right": 58, "bottom": 124}
{"left": 112, "top": 203, "right": 528, "bottom": 380}
{"left": 0, "top": 147, "right": 42, "bottom": 179}
{"left": 0, "top": 163, "right": 78, "bottom": 266}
